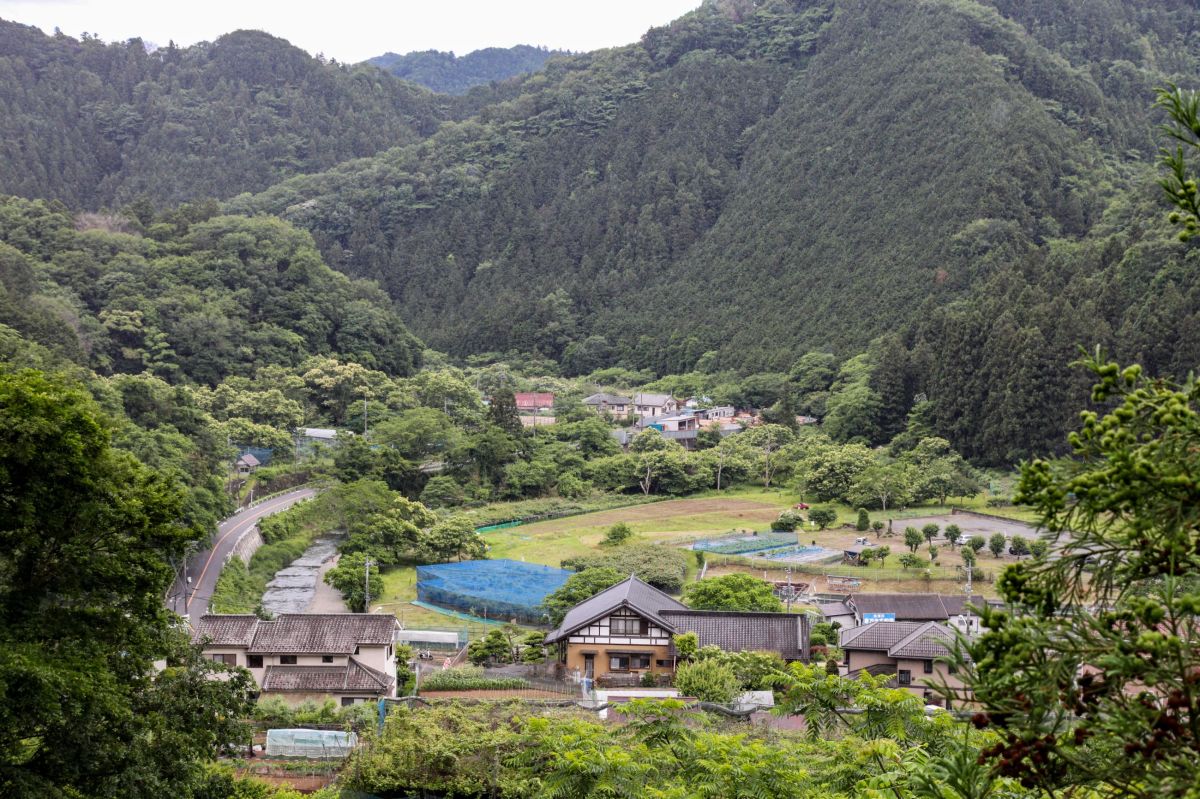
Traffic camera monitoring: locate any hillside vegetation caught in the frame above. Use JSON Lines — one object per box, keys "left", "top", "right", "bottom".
{"left": 0, "top": 21, "right": 449, "bottom": 207}
{"left": 366, "top": 45, "right": 568, "bottom": 94}
{"left": 1, "top": 0, "right": 1198, "bottom": 467}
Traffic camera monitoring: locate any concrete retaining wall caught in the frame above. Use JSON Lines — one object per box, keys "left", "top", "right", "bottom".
{"left": 229, "top": 526, "right": 264, "bottom": 566}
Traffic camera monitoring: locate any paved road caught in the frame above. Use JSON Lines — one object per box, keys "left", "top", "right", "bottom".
{"left": 166, "top": 487, "right": 317, "bottom": 618}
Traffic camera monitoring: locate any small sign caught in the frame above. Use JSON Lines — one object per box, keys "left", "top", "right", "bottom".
{"left": 863, "top": 613, "right": 896, "bottom": 622}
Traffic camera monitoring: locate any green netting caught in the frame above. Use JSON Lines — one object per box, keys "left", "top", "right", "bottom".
{"left": 692, "top": 531, "right": 799, "bottom": 554}
{"left": 416, "top": 559, "right": 572, "bottom": 624}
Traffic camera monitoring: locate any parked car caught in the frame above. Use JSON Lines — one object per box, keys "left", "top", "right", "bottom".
{"left": 793, "top": 502, "right": 810, "bottom": 510}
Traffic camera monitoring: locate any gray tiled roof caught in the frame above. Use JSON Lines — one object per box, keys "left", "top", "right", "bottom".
{"left": 249, "top": 614, "right": 398, "bottom": 654}
{"left": 888, "top": 622, "right": 960, "bottom": 660}
{"left": 839, "top": 621, "right": 928, "bottom": 651}
{"left": 261, "top": 657, "right": 394, "bottom": 694}
{"left": 662, "top": 610, "right": 810, "bottom": 661}
{"left": 194, "top": 614, "right": 398, "bottom": 655}
{"left": 848, "top": 593, "right": 985, "bottom": 621}
{"left": 583, "top": 393, "right": 632, "bottom": 405}
{"left": 819, "top": 601, "right": 854, "bottom": 619}
{"left": 191, "top": 614, "right": 259, "bottom": 647}
{"left": 544, "top": 575, "right": 687, "bottom": 643}
{"left": 633, "top": 393, "right": 674, "bottom": 406}
{"left": 940, "top": 594, "right": 986, "bottom": 617}
{"left": 840, "top": 620, "right": 969, "bottom": 662}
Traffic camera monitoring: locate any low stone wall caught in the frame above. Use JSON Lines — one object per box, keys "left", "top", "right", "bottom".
{"left": 230, "top": 526, "right": 264, "bottom": 566}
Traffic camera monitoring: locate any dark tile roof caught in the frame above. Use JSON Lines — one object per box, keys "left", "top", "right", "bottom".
{"left": 888, "top": 622, "right": 960, "bottom": 660}
{"left": 848, "top": 593, "right": 985, "bottom": 622}
{"left": 940, "top": 594, "right": 986, "bottom": 617}
{"left": 544, "top": 575, "right": 687, "bottom": 643}
{"left": 261, "top": 657, "right": 394, "bottom": 694}
{"left": 819, "top": 601, "right": 854, "bottom": 619}
{"left": 583, "top": 392, "right": 632, "bottom": 405}
{"left": 840, "top": 621, "right": 970, "bottom": 662}
{"left": 191, "top": 614, "right": 260, "bottom": 647}
{"left": 662, "top": 610, "right": 810, "bottom": 661}
{"left": 249, "top": 614, "right": 398, "bottom": 654}
{"left": 839, "top": 621, "right": 928, "bottom": 652}
{"left": 193, "top": 614, "right": 398, "bottom": 654}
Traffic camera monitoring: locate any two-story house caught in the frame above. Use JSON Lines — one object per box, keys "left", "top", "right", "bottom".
{"left": 583, "top": 392, "right": 632, "bottom": 417}
{"left": 192, "top": 613, "right": 401, "bottom": 705}
{"left": 839, "top": 620, "right": 970, "bottom": 706}
{"left": 631, "top": 393, "right": 679, "bottom": 418}
{"left": 544, "top": 576, "right": 809, "bottom": 684}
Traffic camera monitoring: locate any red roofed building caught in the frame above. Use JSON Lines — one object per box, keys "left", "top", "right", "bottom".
{"left": 514, "top": 392, "right": 555, "bottom": 413}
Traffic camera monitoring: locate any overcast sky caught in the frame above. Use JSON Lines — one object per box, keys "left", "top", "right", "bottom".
{"left": 0, "top": 1, "right": 702, "bottom": 62}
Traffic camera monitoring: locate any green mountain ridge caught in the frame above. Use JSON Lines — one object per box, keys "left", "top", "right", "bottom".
{"left": 1, "top": 0, "right": 1199, "bottom": 463}
{"left": 0, "top": 21, "right": 452, "bottom": 207}
{"left": 366, "top": 44, "right": 569, "bottom": 95}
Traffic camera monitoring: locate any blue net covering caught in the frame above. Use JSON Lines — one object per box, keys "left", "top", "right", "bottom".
{"left": 416, "top": 560, "right": 572, "bottom": 624}
{"left": 692, "top": 531, "right": 799, "bottom": 555}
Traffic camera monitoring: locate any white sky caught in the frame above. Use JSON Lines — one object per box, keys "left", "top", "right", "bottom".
{"left": 0, "top": 1, "right": 702, "bottom": 62}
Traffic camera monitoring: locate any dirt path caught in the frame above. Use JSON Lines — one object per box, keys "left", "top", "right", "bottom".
{"left": 305, "top": 554, "right": 349, "bottom": 613}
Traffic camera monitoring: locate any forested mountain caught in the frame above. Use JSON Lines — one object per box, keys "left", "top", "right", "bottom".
{"left": 366, "top": 45, "right": 567, "bottom": 94}
{"left": 223, "top": 0, "right": 1200, "bottom": 462}
{"left": 3, "top": 0, "right": 1199, "bottom": 464}
{"left": 0, "top": 20, "right": 450, "bottom": 207}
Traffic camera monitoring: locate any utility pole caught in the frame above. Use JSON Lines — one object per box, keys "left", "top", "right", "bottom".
{"left": 363, "top": 557, "right": 374, "bottom": 613}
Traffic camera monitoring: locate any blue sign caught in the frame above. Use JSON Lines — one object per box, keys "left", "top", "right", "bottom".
{"left": 863, "top": 612, "right": 896, "bottom": 622}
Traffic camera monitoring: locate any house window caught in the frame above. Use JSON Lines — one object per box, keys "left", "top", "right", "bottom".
{"left": 898, "top": 670, "right": 912, "bottom": 686}
{"left": 609, "top": 616, "right": 648, "bottom": 636}
{"left": 279, "top": 655, "right": 297, "bottom": 665}
{"left": 322, "top": 655, "right": 334, "bottom": 663}
{"left": 209, "top": 653, "right": 236, "bottom": 666}
{"left": 948, "top": 663, "right": 957, "bottom": 675}
{"left": 341, "top": 697, "right": 356, "bottom": 707}
{"left": 247, "top": 655, "right": 263, "bottom": 669}
{"left": 354, "top": 645, "right": 361, "bottom": 655}
{"left": 923, "top": 660, "right": 934, "bottom": 674}
{"left": 609, "top": 653, "right": 652, "bottom": 671}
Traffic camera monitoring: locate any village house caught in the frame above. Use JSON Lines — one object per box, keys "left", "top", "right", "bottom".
{"left": 839, "top": 620, "right": 970, "bottom": 706}
{"left": 513, "top": 392, "right": 555, "bottom": 414}
{"left": 235, "top": 452, "right": 261, "bottom": 475}
{"left": 632, "top": 392, "right": 679, "bottom": 418}
{"left": 583, "top": 392, "right": 632, "bottom": 417}
{"left": 846, "top": 592, "right": 986, "bottom": 633}
{"left": 192, "top": 613, "right": 400, "bottom": 705}
{"left": 544, "top": 576, "right": 810, "bottom": 685}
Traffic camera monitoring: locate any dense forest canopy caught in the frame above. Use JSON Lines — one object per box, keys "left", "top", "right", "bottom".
{"left": 0, "top": 20, "right": 451, "bottom": 207}
{"left": 366, "top": 45, "right": 569, "bottom": 95}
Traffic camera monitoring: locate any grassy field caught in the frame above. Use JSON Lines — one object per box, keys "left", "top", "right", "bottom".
{"left": 377, "top": 488, "right": 1040, "bottom": 626}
